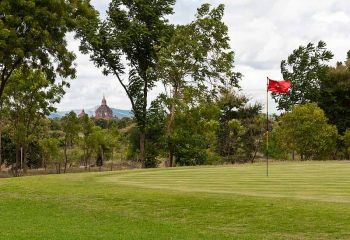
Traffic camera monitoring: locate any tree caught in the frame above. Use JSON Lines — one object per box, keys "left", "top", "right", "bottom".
{"left": 61, "top": 111, "right": 80, "bottom": 173}
{"left": 272, "top": 103, "right": 338, "bottom": 160}
{"left": 0, "top": 128, "right": 15, "bottom": 169}
{"left": 221, "top": 119, "right": 246, "bottom": 163}
{"left": 273, "top": 41, "right": 333, "bottom": 111}
{"left": 171, "top": 101, "right": 220, "bottom": 166}
{"left": 344, "top": 129, "right": 350, "bottom": 159}
{"left": 241, "top": 115, "right": 265, "bottom": 163}
{"left": 86, "top": 126, "right": 119, "bottom": 170}
{"left": 157, "top": 4, "right": 241, "bottom": 166}
{"left": 39, "top": 138, "right": 60, "bottom": 171}
{"left": 2, "top": 69, "right": 64, "bottom": 175}
{"left": 0, "top": 0, "right": 96, "bottom": 100}
{"left": 216, "top": 89, "right": 262, "bottom": 163}
{"left": 319, "top": 51, "right": 350, "bottom": 134}
{"left": 0, "top": 106, "right": 8, "bottom": 171}
{"left": 78, "top": 0, "right": 175, "bottom": 168}
{"left": 80, "top": 114, "right": 94, "bottom": 169}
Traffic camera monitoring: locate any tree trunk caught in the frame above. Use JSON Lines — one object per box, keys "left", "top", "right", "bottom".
{"left": 14, "top": 144, "right": 20, "bottom": 177}
{"left": 63, "top": 145, "right": 68, "bottom": 173}
{"left": 168, "top": 147, "right": 174, "bottom": 167}
{"left": 43, "top": 157, "right": 47, "bottom": 172}
{"left": 88, "top": 156, "right": 91, "bottom": 172}
{"left": 57, "top": 163, "right": 61, "bottom": 174}
{"left": 99, "top": 145, "right": 104, "bottom": 172}
{"left": 0, "top": 126, "right": 2, "bottom": 171}
{"left": 22, "top": 145, "right": 28, "bottom": 174}
{"left": 166, "top": 86, "right": 178, "bottom": 167}
{"left": 140, "top": 132, "right": 146, "bottom": 168}
{"left": 110, "top": 149, "right": 113, "bottom": 171}
{"left": 84, "top": 148, "right": 87, "bottom": 170}
{"left": 251, "top": 146, "right": 258, "bottom": 163}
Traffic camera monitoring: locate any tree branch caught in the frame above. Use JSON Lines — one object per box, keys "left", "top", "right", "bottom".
{"left": 112, "top": 68, "right": 137, "bottom": 119}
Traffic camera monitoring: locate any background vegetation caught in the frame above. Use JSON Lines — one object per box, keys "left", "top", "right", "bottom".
{"left": 0, "top": 0, "right": 350, "bottom": 177}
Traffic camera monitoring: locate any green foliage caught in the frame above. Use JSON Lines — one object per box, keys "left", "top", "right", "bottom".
{"left": 1, "top": 2, "right": 347, "bottom": 170}
{"left": 319, "top": 52, "right": 350, "bottom": 134}
{"left": 262, "top": 131, "right": 289, "bottom": 160}
{"left": 61, "top": 112, "right": 81, "bottom": 147}
{"left": 0, "top": 0, "right": 96, "bottom": 98}
{"left": 4, "top": 69, "right": 65, "bottom": 116}
{"left": 344, "top": 129, "right": 350, "bottom": 159}
{"left": 115, "top": 117, "right": 133, "bottom": 129}
{"left": 156, "top": 4, "right": 241, "bottom": 166}
{"left": 67, "top": 147, "right": 84, "bottom": 165}
{"left": 143, "top": 99, "right": 168, "bottom": 168}
{"left": 216, "top": 90, "right": 263, "bottom": 162}
{"left": 86, "top": 126, "right": 119, "bottom": 166}
{"left": 94, "top": 118, "right": 109, "bottom": 129}
{"left": 274, "top": 41, "right": 333, "bottom": 111}
{"left": 61, "top": 111, "right": 80, "bottom": 172}
{"left": 2, "top": 69, "right": 64, "bottom": 172}
{"left": 171, "top": 101, "right": 220, "bottom": 166}
{"left": 157, "top": 3, "right": 240, "bottom": 92}
{"left": 144, "top": 142, "right": 160, "bottom": 168}
{"left": 126, "top": 114, "right": 164, "bottom": 168}
{"left": 39, "top": 138, "right": 61, "bottom": 168}
{"left": 0, "top": 130, "right": 15, "bottom": 166}
{"left": 272, "top": 103, "right": 338, "bottom": 159}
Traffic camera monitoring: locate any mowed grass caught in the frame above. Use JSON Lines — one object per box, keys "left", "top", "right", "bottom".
{"left": 1, "top": 162, "right": 350, "bottom": 239}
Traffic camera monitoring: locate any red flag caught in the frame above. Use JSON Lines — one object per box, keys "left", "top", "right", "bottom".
{"left": 267, "top": 78, "right": 291, "bottom": 93}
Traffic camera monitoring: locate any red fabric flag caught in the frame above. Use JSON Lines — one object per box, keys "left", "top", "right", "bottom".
{"left": 267, "top": 78, "right": 291, "bottom": 93}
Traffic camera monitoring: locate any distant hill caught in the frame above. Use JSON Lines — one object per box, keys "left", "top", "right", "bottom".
{"left": 49, "top": 106, "right": 133, "bottom": 119}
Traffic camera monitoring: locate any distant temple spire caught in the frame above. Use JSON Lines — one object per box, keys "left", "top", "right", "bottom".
{"left": 78, "top": 109, "right": 87, "bottom": 118}
{"left": 95, "top": 96, "right": 114, "bottom": 119}
{"left": 102, "top": 95, "right": 107, "bottom": 106}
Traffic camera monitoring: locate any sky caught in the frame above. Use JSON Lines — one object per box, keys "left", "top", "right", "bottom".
{"left": 56, "top": 0, "right": 350, "bottom": 113}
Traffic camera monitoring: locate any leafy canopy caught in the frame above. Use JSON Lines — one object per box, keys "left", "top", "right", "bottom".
{"left": 319, "top": 51, "right": 350, "bottom": 134}
{"left": 0, "top": 0, "right": 96, "bottom": 98}
{"left": 273, "top": 41, "right": 333, "bottom": 111}
{"left": 157, "top": 3, "right": 241, "bottom": 93}
{"left": 272, "top": 103, "right": 338, "bottom": 160}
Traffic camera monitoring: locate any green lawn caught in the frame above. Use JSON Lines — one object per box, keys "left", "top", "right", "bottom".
{"left": 1, "top": 161, "right": 350, "bottom": 239}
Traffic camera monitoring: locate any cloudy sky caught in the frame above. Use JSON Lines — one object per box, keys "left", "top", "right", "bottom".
{"left": 56, "top": 0, "right": 350, "bottom": 113}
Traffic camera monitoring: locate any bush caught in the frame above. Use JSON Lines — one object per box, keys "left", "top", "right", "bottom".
{"left": 272, "top": 103, "right": 338, "bottom": 160}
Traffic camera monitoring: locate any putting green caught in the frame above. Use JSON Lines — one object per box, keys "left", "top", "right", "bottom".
{"left": 101, "top": 162, "right": 350, "bottom": 202}
{"left": 0, "top": 161, "right": 350, "bottom": 239}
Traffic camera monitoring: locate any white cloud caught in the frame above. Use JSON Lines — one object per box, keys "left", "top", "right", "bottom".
{"left": 313, "top": 11, "right": 349, "bottom": 23}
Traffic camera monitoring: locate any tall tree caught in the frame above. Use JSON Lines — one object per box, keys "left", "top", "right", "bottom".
{"left": 273, "top": 41, "right": 333, "bottom": 111}
{"left": 157, "top": 4, "right": 241, "bottom": 166}
{"left": 319, "top": 51, "right": 350, "bottom": 134}
{"left": 80, "top": 114, "right": 94, "bottom": 169}
{"left": 3, "top": 69, "right": 65, "bottom": 175}
{"left": 61, "top": 111, "right": 80, "bottom": 173}
{"left": 0, "top": 0, "right": 96, "bottom": 100}
{"left": 78, "top": 0, "right": 175, "bottom": 167}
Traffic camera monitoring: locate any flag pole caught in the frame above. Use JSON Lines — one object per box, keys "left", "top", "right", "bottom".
{"left": 266, "top": 77, "right": 269, "bottom": 177}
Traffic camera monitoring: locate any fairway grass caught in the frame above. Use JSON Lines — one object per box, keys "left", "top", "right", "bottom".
{"left": 1, "top": 161, "right": 350, "bottom": 239}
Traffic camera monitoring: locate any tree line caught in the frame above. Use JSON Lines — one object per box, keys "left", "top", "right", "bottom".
{"left": 0, "top": 0, "right": 349, "bottom": 176}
